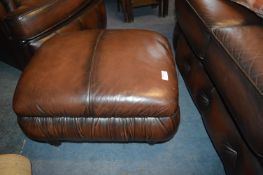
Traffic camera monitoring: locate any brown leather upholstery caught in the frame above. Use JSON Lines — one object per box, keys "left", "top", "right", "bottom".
{"left": 0, "top": 0, "right": 107, "bottom": 70}
{"left": 5, "top": 0, "right": 93, "bottom": 39}
{"left": 174, "top": 0, "right": 263, "bottom": 174}
{"left": 206, "top": 26, "right": 263, "bottom": 165}
{"left": 175, "top": 0, "right": 260, "bottom": 58}
{"left": 212, "top": 26, "right": 263, "bottom": 96}
{"left": 176, "top": 35, "right": 263, "bottom": 175}
{"left": 13, "top": 29, "right": 180, "bottom": 143}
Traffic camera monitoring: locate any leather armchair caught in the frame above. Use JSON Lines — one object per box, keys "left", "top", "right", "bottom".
{"left": 0, "top": 0, "right": 107, "bottom": 70}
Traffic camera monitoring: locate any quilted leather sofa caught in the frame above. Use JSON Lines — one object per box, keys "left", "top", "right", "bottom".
{"left": 0, "top": 0, "right": 106, "bottom": 70}
{"left": 173, "top": 0, "right": 263, "bottom": 174}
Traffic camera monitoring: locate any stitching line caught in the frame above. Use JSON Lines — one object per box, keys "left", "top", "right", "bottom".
{"left": 86, "top": 30, "right": 105, "bottom": 116}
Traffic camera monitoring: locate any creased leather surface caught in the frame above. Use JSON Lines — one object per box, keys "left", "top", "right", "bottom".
{"left": 175, "top": 0, "right": 261, "bottom": 58}
{"left": 179, "top": 0, "right": 261, "bottom": 29}
{"left": 13, "top": 29, "right": 179, "bottom": 142}
{"left": 231, "top": 0, "right": 263, "bottom": 17}
{"left": 4, "top": 0, "right": 93, "bottom": 39}
{"left": 18, "top": 112, "right": 179, "bottom": 142}
{"left": 206, "top": 29, "right": 263, "bottom": 165}
{"left": 0, "top": 0, "right": 106, "bottom": 70}
{"left": 28, "top": 1, "right": 107, "bottom": 51}
{"left": 213, "top": 25, "right": 263, "bottom": 96}
{"left": 174, "top": 0, "right": 263, "bottom": 173}
{"left": 176, "top": 35, "right": 263, "bottom": 175}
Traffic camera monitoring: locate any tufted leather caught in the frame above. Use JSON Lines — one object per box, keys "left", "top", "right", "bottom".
{"left": 13, "top": 30, "right": 180, "bottom": 142}
{"left": 174, "top": 0, "right": 263, "bottom": 174}
{"left": 206, "top": 25, "right": 263, "bottom": 166}
{"left": 176, "top": 35, "right": 263, "bottom": 175}
{"left": 27, "top": 1, "right": 107, "bottom": 51}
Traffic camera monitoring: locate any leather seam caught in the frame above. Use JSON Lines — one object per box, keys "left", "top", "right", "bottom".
{"left": 18, "top": 112, "right": 179, "bottom": 119}
{"left": 86, "top": 30, "right": 105, "bottom": 116}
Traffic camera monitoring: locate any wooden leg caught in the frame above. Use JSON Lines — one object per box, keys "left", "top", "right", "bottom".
{"left": 117, "top": 0, "right": 121, "bottom": 12}
{"left": 49, "top": 141, "right": 61, "bottom": 146}
{"left": 163, "top": 0, "right": 168, "bottom": 16}
{"left": 126, "top": 0, "right": 134, "bottom": 22}
{"left": 158, "top": 0, "right": 163, "bottom": 17}
{"left": 148, "top": 142, "right": 156, "bottom": 145}
{"left": 120, "top": 0, "right": 128, "bottom": 22}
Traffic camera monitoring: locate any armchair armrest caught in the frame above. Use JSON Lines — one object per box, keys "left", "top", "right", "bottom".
{"left": 3, "top": 0, "right": 92, "bottom": 40}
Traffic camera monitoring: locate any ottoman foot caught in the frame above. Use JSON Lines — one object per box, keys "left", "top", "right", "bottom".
{"left": 49, "top": 141, "right": 62, "bottom": 147}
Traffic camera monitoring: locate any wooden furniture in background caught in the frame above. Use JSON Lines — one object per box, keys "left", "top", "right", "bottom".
{"left": 118, "top": 0, "right": 169, "bottom": 22}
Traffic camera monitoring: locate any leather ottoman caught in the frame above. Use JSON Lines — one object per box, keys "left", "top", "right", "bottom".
{"left": 13, "top": 29, "right": 180, "bottom": 144}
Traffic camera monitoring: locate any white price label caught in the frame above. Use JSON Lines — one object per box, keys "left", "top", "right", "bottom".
{"left": 161, "top": 71, "right": 169, "bottom": 81}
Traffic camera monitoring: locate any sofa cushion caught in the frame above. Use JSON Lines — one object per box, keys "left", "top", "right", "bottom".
{"left": 175, "top": 0, "right": 261, "bottom": 58}
{"left": 231, "top": 0, "right": 263, "bottom": 17}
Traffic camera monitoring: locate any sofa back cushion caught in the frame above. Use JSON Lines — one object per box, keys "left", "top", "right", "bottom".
{"left": 231, "top": 0, "right": 263, "bottom": 17}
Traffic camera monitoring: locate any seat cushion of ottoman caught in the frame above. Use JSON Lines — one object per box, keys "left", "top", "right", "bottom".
{"left": 13, "top": 29, "right": 180, "bottom": 143}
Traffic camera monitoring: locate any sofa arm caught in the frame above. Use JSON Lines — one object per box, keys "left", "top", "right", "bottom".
{"left": 3, "top": 0, "right": 93, "bottom": 40}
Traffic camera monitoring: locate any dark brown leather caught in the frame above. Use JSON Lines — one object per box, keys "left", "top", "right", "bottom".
{"left": 13, "top": 30, "right": 180, "bottom": 142}
{"left": 175, "top": 0, "right": 261, "bottom": 58}
{"left": 0, "top": 3, "right": 7, "bottom": 20}
{"left": 176, "top": 35, "right": 263, "bottom": 175}
{"left": 206, "top": 25, "right": 263, "bottom": 165}
{"left": 212, "top": 26, "right": 263, "bottom": 96}
{"left": 28, "top": 0, "right": 107, "bottom": 51}
{"left": 4, "top": 0, "right": 93, "bottom": 39}
{"left": 0, "top": 0, "right": 107, "bottom": 70}
{"left": 174, "top": 0, "right": 263, "bottom": 174}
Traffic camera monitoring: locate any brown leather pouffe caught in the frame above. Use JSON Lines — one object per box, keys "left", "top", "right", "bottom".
{"left": 13, "top": 29, "right": 180, "bottom": 144}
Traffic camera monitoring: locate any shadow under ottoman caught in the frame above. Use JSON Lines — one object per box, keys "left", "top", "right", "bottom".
{"left": 13, "top": 29, "right": 180, "bottom": 144}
